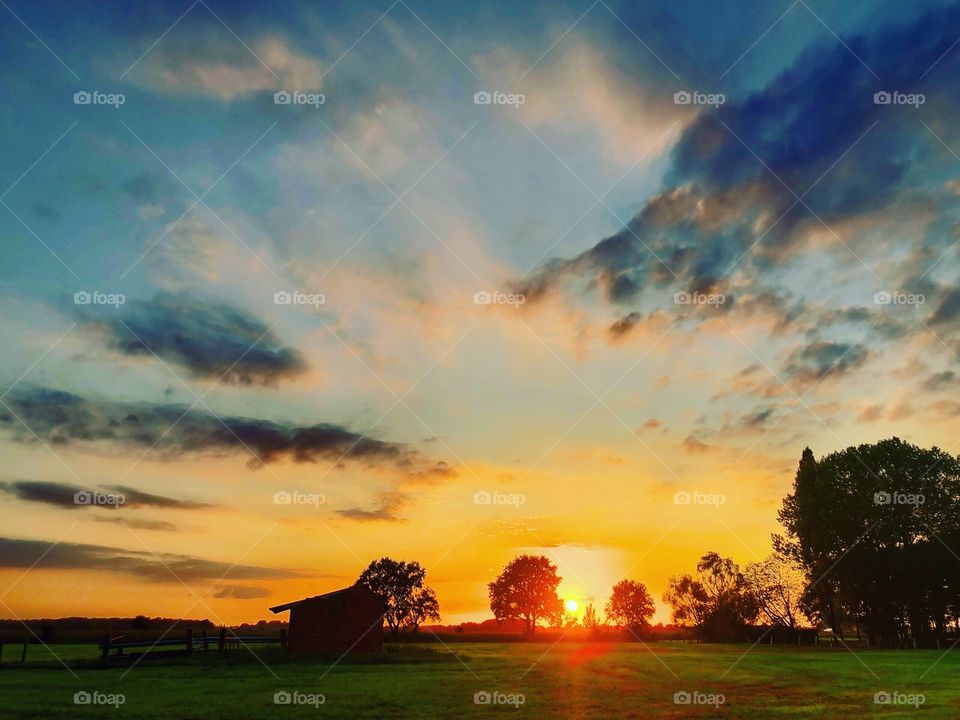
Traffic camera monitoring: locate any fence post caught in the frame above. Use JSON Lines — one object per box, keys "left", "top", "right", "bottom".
{"left": 280, "top": 628, "right": 287, "bottom": 651}
{"left": 101, "top": 633, "right": 111, "bottom": 660}
{"left": 20, "top": 639, "right": 28, "bottom": 663}
{"left": 202, "top": 630, "right": 209, "bottom": 651}
{"left": 218, "top": 628, "right": 226, "bottom": 654}
{"left": 186, "top": 629, "right": 193, "bottom": 656}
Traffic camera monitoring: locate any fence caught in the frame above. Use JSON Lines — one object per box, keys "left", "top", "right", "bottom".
{"left": 100, "top": 628, "right": 286, "bottom": 660}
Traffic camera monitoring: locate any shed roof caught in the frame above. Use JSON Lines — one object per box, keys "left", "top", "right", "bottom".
{"left": 269, "top": 584, "right": 381, "bottom": 614}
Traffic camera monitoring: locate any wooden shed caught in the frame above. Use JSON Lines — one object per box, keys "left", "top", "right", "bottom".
{"left": 269, "top": 584, "right": 385, "bottom": 654}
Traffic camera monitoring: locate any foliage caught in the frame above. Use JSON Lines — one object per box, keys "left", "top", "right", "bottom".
{"left": 488, "top": 554, "right": 563, "bottom": 634}
{"left": 605, "top": 580, "right": 656, "bottom": 632}
{"left": 357, "top": 558, "right": 441, "bottom": 633}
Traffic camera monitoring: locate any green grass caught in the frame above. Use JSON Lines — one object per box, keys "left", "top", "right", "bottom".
{"left": 0, "top": 641, "right": 956, "bottom": 718}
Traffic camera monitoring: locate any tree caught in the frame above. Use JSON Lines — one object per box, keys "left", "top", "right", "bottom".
{"left": 488, "top": 554, "right": 563, "bottom": 634}
{"left": 663, "top": 552, "right": 756, "bottom": 641}
{"left": 605, "top": 579, "right": 656, "bottom": 633}
{"left": 744, "top": 555, "right": 808, "bottom": 629}
{"left": 582, "top": 603, "right": 601, "bottom": 633}
{"left": 777, "top": 439, "right": 960, "bottom": 647}
{"left": 357, "top": 557, "right": 441, "bottom": 633}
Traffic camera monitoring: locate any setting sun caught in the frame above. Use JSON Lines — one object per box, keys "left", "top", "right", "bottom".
{"left": 564, "top": 599, "right": 579, "bottom": 613}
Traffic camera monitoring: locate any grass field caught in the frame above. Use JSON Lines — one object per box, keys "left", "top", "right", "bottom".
{"left": 0, "top": 641, "right": 955, "bottom": 718}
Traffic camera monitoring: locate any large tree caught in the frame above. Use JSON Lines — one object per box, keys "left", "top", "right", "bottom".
{"left": 357, "top": 557, "right": 441, "bottom": 633}
{"left": 664, "top": 552, "right": 756, "bottom": 641}
{"left": 488, "top": 554, "right": 562, "bottom": 634}
{"left": 605, "top": 579, "right": 656, "bottom": 633}
{"left": 776, "top": 439, "right": 960, "bottom": 647}
{"left": 743, "top": 555, "right": 808, "bottom": 629}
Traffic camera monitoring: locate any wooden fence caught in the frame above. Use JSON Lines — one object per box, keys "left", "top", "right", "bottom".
{"left": 100, "top": 628, "right": 286, "bottom": 660}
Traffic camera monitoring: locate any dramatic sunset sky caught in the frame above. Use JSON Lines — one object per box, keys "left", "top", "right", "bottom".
{"left": 2, "top": 0, "right": 960, "bottom": 625}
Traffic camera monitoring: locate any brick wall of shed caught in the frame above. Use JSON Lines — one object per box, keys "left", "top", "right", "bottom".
{"left": 287, "top": 589, "right": 384, "bottom": 653}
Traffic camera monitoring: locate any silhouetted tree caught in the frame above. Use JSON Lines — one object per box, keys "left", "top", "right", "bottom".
{"left": 357, "top": 557, "right": 441, "bottom": 633}
{"left": 744, "top": 555, "right": 808, "bottom": 629}
{"left": 664, "top": 552, "right": 756, "bottom": 641}
{"left": 488, "top": 554, "right": 562, "bottom": 634}
{"left": 777, "top": 439, "right": 960, "bottom": 647}
{"left": 583, "top": 603, "right": 601, "bottom": 633}
{"left": 605, "top": 579, "right": 656, "bottom": 633}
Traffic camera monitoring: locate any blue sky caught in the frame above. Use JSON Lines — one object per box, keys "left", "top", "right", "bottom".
{"left": 1, "top": 0, "right": 960, "bottom": 622}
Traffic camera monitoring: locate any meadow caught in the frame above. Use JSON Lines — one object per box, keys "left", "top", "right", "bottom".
{"left": 0, "top": 641, "right": 955, "bottom": 718}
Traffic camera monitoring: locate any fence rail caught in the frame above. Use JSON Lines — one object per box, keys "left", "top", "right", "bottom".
{"left": 100, "top": 628, "right": 286, "bottom": 659}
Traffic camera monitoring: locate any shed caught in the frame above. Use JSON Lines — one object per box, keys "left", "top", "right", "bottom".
{"left": 269, "top": 584, "right": 385, "bottom": 653}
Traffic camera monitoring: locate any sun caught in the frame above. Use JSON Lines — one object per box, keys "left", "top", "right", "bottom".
{"left": 564, "top": 598, "right": 578, "bottom": 613}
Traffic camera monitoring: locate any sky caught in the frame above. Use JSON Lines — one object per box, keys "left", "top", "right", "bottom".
{"left": 1, "top": 0, "right": 960, "bottom": 626}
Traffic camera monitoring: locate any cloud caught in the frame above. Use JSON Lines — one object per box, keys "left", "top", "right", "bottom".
{"left": 782, "top": 341, "right": 870, "bottom": 388}
{"left": 213, "top": 584, "right": 271, "bottom": 599}
{"left": 93, "top": 517, "right": 178, "bottom": 531}
{"left": 129, "top": 33, "right": 323, "bottom": 101}
{"left": 924, "top": 370, "right": 959, "bottom": 392}
{"left": 336, "top": 490, "right": 408, "bottom": 522}
{"left": 0, "top": 537, "right": 297, "bottom": 582}
{"left": 85, "top": 292, "right": 307, "bottom": 386}
{"left": 1, "top": 386, "right": 441, "bottom": 473}
{"left": 0, "top": 479, "right": 211, "bottom": 510}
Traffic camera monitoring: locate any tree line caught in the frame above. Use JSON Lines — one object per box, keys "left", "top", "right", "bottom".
{"left": 356, "top": 438, "right": 959, "bottom": 647}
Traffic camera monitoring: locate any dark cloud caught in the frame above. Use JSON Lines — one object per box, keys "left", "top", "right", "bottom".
{"left": 213, "top": 584, "right": 271, "bottom": 599}
{"left": 0, "top": 537, "right": 298, "bottom": 582}
{"left": 783, "top": 341, "right": 870, "bottom": 387}
{"left": 0, "top": 480, "right": 212, "bottom": 511}
{"left": 86, "top": 292, "right": 307, "bottom": 386}
{"left": 120, "top": 172, "right": 177, "bottom": 204}
{"left": 742, "top": 408, "right": 774, "bottom": 429}
{"left": 1, "top": 386, "right": 437, "bottom": 473}
{"left": 93, "top": 517, "right": 178, "bottom": 531}
{"left": 923, "top": 370, "right": 959, "bottom": 392}
{"left": 929, "top": 289, "right": 960, "bottom": 325}
{"left": 513, "top": 5, "right": 960, "bottom": 344}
